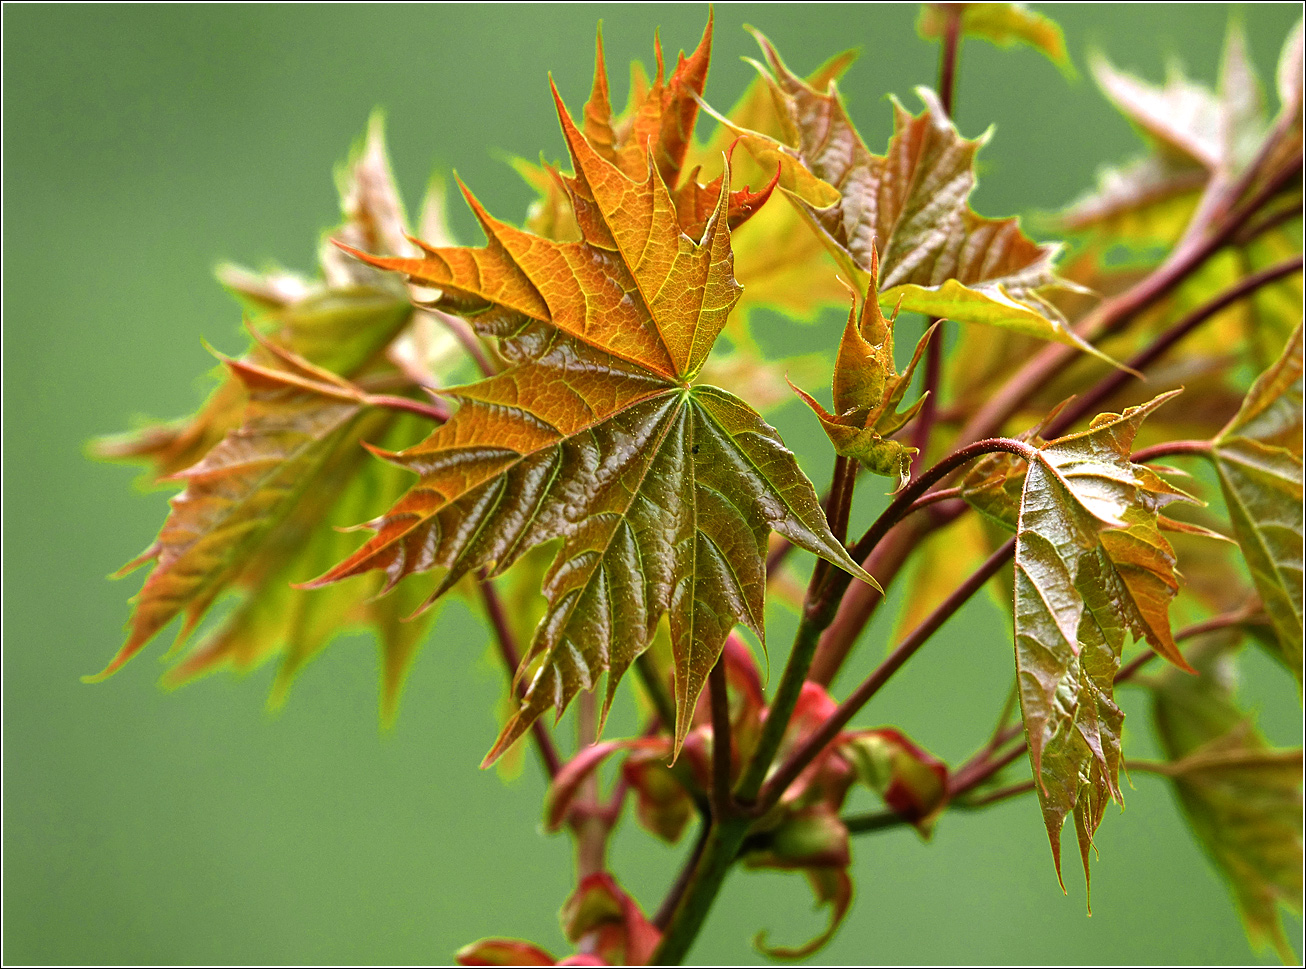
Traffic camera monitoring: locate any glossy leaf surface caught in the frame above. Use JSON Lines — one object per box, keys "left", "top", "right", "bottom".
{"left": 319, "top": 64, "right": 872, "bottom": 761}
{"left": 711, "top": 32, "right": 1105, "bottom": 361}
{"left": 1014, "top": 392, "right": 1196, "bottom": 889}
{"left": 1212, "top": 324, "right": 1305, "bottom": 678}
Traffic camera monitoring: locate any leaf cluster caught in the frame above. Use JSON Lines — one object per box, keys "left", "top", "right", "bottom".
{"left": 92, "top": 6, "right": 1303, "bottom": 964}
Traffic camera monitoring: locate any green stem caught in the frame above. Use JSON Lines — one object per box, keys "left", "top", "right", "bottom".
{"left": 649, "top": 816, "right": 753, "bottom": 965}
{"left": 759, "top": 538, "right": 1015, "bottom": 812}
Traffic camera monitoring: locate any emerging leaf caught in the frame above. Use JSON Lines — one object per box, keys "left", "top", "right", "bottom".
{"left": 842, "top": 728, "right": 950, "bottom": 838}
{"left": 318, "top": 43, "right": 874, "bottom": 761}
{"left": 704, "top": 32, "right": 1108, "bottom": 363}
{"left": 562, "top": 873, "right": 661, "bottom": 967}
{"left": 1152, "top": 641, "right": 1304, "bottom": 962}
{"left": 1211, "top": 324, "right": 1304, "bottom": 679}
{"left": 744, "top": 805, "right": 853, "bottom": 960}
{"left": 916, "top": 3, "right": 1075, "bottom": 78}
{"left": 1013, "top": 392, "right": 1198, "bottom": 891}
{"left": 790, "top": 249, "right": 935, "bottom": 490}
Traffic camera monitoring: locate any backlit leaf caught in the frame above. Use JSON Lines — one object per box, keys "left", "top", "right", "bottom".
{"left": 316, "top": 40, "right": 873, "bottom": 761}
{"left": 1013, "top": 392, "right": 1198, "bottom": 890}
{"left": 708, "top": 32, "right": 1107, "bottom": 362}
{"left": 1212, "top": 324, "right": 1304, "bottom": 678}
{"left": 917, "top": 3, "right": 1074, "bottom": 78}
{"left": 1152, "top": 641, "right": 1304, "bottom": 962}
{"left": 92, "top": 121, "right": 450, "bottom": 720}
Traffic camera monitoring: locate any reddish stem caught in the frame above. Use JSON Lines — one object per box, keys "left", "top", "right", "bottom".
{"left": 1043, "top": 256, "right": 1304, "bottom": 437}
{"left": 708, "top": 656, "right": 735, "bottom": 821}
{"left": 759, "top": 538, "right": 1016, "bottom": 812}
{"left": 958, "top": 153, "right": 1302, "bottom": 448}
{"left": 477, "top": 580, "right": 561, "bottom": 778}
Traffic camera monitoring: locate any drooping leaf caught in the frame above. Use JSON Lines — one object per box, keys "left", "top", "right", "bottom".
{"left": 1211, "top": 324, "right": 1304, "bottom": 678}
{"left": 744, "top": 804, "right": 853, "bottom": 960}
{"left": 316, "top": 54, "right": 874, "bottom": 761}
{"left": 703, "top": 31, "right": 1108, "bottom": 363}
{"left": 917, "top": 3, "right": 1075, "bottom": 78}
{"left": 790, "top": 249, "right": 934, "bottom": 489}
{"left": 1151, "top": 640, "right": 1304, "bottom": 962}
{"left": 1013, "top": 392, "right": 1198, "bottom": 891}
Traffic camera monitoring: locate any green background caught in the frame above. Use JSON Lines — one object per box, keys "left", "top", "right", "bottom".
{"left": 4, "top": 3, "right": 1302, "bottom": 964}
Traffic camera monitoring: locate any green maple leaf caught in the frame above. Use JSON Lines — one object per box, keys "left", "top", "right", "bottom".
{"left": 1152, "top": 638, "right": 1304, "bottom": 962}
{"left": 917, "top": 3, "right": 1075, "bottom": 78}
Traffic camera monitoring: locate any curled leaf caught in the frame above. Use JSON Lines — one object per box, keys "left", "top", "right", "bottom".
{"left": 842, "top": 728, "right": 950, "bottom": 838}
{"left": 791, "top": 250, "right": 933, "bottom": 490}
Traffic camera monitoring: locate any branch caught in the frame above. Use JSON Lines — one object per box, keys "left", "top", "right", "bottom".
{"left": 808, "top": 439, "right": 1033, "bottom": 686}
{"left": 758, "top": 538, "right": 1016, "bottom": 812}
{"left": 708, "top": 656, "right": 735, "bottom": 821}
{"left": 1043, "top": 256, "right": 1304, "bottom": 437}
{"left": 937, "top": 3, "right": 963, "bottom": 117}
{"left": 1130, "top": 439, "right": 1213, "bottom": 464}
{"left": 1115, "top": 603, "right": 1268, "bottom": 685}
{"left": 477, "top": 579, "right": 561, "bottom": 779}
{"left": 958, "top": 153, "right": 1303, "bottom": 447}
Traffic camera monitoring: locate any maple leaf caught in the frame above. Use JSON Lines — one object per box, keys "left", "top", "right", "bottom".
{"left": 318, "top": 70, "right": 873, "bottom": 761}
{"left": 698, "top": 30, "right": 1112, "bottom": 364}
{"left": 1211, "top": 323, "right": 1304, "bottom": 678}
{"left": 91, "top": 119, "right": 454, "bottom": 721}
{"left": 1067, "top": 21, "right": 1304, "bottom": 248}
{"left": 1012, "top": 391, "right": 1198, "bottom": 892}
{"left": 790, "top": 248, "right": 935, "bottom": 490}
{"left": 1151, "top": 638, "right": 1304, "bottom": 962}
{"left": 917, "top": 3, "right": 1075, "bottom": 78}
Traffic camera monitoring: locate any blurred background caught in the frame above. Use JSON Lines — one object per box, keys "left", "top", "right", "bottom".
{"left": 4, "top": 4, "right": 1302, "bottom": 964}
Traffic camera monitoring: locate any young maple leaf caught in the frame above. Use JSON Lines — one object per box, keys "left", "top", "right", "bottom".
{"left": 319, "top": 70, "right": 874, "bottom": 761}
{"left": 1210, "top": 323, "right": 1304, "bottom": 678}
{"left": 91, "top": 119, "right": 453, "bottom": 723}
{"left": 699, "top": 30, "right": 1109, "bottom": 364}
{"left": 1151, "top": 639, "right": 1304, "bottom": 963}
{"left": 1013, "top": 391, "right": 1198, "bottom": 894}
{"left": 789, "top": 248, "right": 936, "bottom": 491}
